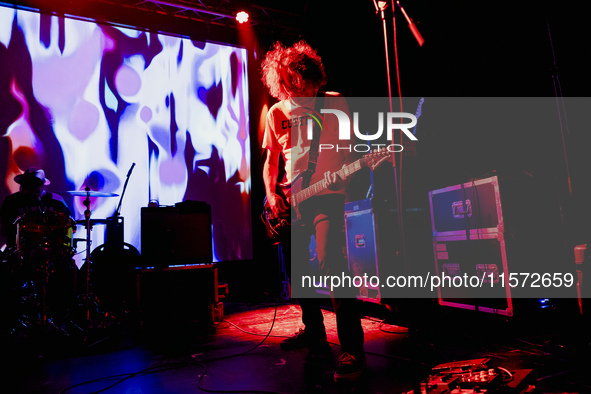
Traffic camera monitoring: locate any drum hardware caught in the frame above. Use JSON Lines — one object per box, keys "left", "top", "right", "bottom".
{"left": 53, "top": 164, "right": 135, "bottom": 336}
{"left": 12, "top": 209, "right": 77, "bottom": 333}
{"left": 74, "top": 218, "right": 109, "bottom": 226}
{"left": 66, "top": 186, "right": 119, "bottom": 325}
{"left": 67, "top": 191, "right": 119, "bottom": 197}
{"left": 87, "top": 163, "right": 139, "bottom": 319}
{"left": 4, "top": 187, "right": 133, "bottom": 344}
{"left": 100, "top": 162, "right": 135, "bottom": 253}
{"left": 72, "top": 237, "right": 87, "bottom": 247}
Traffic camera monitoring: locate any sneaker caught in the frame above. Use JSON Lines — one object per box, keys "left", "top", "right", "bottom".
{"left": 334, "top": 352, "right": 366, "bottom": 382}
{"left": 280, "top": 328, "right": 328, "bottom": 351}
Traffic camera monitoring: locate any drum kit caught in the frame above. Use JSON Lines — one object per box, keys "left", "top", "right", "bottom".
{"left": 4, "top": 187, "right": 138, "bottom": 341}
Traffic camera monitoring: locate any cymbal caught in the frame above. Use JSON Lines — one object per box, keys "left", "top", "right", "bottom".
{"left": 66, "top": 190, "right": 119, "bottom": 197}
{"left": 74, "top": 218, "right": 109, "bottom": 226}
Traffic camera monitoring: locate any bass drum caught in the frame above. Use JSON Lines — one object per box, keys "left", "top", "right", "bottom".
{"left": 88, "top": 243, "right": 141, "bottom": 315}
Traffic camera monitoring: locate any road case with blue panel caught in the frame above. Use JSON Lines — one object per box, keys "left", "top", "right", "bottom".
{"left": 345, "top": 199, "right": 381, "bottom": 302}
{"left": 344, "top": 198, "right": 402, "bottom": 303}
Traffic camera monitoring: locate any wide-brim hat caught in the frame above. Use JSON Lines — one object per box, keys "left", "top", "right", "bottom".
{"left": 14, "top": 168, "right": 51, "bottom": 186}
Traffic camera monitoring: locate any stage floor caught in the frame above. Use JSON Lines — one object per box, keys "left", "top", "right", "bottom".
{"left": 3, "top": 299, "right": 590, "bottom": 393}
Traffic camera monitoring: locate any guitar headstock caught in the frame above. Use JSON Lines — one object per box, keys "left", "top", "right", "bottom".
{"left": 361, "top": 148, "right": 392, "bottom": 171}
{"left": 416, "top": 97, "right": 424, "bottom": 118}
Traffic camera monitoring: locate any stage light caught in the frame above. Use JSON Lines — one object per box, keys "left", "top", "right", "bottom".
{"left": 236, "top": 11, "right": 249, "bottom": 23}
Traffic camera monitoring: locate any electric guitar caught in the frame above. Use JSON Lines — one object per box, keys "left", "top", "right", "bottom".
{"left": 261, "top": 148, "right": 392, "bottom": 243}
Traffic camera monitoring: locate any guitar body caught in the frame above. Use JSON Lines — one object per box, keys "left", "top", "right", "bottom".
{"left": 261, "top": 174, "right": 307, "bottom": 244}
{"left": 261, "top": 148, "right": 391, "bottom": 243}
{"left": 261, "top": 187, "right": 291, "bottom": 244}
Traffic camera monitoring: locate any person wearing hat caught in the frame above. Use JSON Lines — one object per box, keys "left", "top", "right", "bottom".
{"left": 1, "top": 169, "right": 75, "bottom": 337}
{"left": 0, "top": 168, "right": 71, "bottom": 250}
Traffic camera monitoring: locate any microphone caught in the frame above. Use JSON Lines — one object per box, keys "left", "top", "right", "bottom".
{"left": 396, "top": 1, "right": 424, "bottom": 47}
{"left": 127, "top": 162, "right": 136, "bottom": 177}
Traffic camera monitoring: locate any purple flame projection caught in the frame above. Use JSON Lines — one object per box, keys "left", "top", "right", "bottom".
{"left": 0, "top": 6, "right": 252, "bottom": 263}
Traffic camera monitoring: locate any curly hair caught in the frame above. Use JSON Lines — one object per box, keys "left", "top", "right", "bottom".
{"left": 261, "top": 40, "right": 327, "bottom": 101}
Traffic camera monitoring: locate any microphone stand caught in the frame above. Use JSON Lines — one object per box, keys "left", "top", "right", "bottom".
{"left": 115, "top": 163, "right": 135, "bottom": 218}
{"left": 372, "top": 0, "right": 424, "bottom": 275}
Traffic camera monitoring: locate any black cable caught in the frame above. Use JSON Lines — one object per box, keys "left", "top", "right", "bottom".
{"left": 224, "top": 318, "right": 291, "bottom": 339}
{"left": 194, "top": 298, "right": 288, "bottom": 394}
{"left": 225, "top": 311, "right": 416, "bottom": 364}
{"left": 196, "top": 361, "right": 288, "bottom": 394}
{"left": 59, "top": 297, "right": 285, "bottom": 394}
{"left": 378, "top": 319, "right": 409, "bottom": 335}
{"left": 361, "top": 314, "right": 410, "bottom": 335}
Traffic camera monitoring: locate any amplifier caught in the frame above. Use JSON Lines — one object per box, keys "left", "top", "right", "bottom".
{"left": 141, "top": 201, "right": 212, "bottom": 268}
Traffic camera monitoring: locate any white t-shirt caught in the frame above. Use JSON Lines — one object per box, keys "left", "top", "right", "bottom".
{"left": 263, "top": 92, "right": 354, "bottom": 197}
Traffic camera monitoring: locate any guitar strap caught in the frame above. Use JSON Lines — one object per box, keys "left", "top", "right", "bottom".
{"left": 301, "top": 91, "right": 325, "bottom": 189}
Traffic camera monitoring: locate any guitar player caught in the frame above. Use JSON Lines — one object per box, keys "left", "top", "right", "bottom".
{"left": 261, "top": 40, "right": 366, "bottom": 382}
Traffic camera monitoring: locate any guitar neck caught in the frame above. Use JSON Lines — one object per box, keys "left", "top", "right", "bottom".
{"left": 295, "top": 159, "right": 364, "bottom": 203}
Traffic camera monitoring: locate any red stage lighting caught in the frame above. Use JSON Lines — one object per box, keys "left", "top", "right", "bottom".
{"left": 236, "top": 11, "right": 249, "bottom": 24}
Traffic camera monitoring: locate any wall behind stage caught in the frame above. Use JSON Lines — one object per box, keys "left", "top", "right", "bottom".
{"left": 0, "top": 5, "right": 252, "bottom": 263}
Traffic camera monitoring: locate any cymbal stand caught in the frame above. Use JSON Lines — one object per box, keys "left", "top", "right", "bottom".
{"left": 42, "top": 253, "right": 49, "bottom": 327}
{"left": 81, "top": 186, "right": 92, "bottom": 322}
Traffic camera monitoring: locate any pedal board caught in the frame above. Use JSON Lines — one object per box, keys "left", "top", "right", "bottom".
{"left": 421, "top": 358, "right": 503, "bottom": 394}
